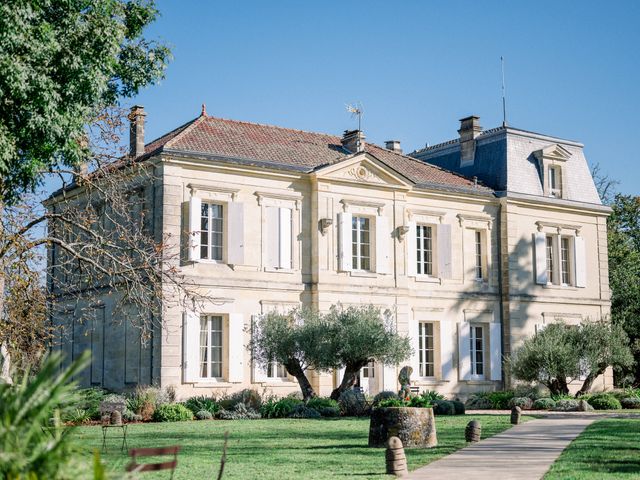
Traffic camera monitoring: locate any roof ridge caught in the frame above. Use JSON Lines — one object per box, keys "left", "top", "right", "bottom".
{"left": 200, "top": 114, "right": 343, "bottom": 140}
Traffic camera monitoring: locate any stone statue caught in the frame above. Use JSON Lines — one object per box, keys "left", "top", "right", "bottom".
{"left": 398, "top": 366, "right": 413, "bottom": 399}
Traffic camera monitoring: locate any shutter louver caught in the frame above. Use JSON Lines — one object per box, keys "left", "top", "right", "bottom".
{"left": 534, "top": 232, "right": 548, "bottom": 285}
{"left": 574, "top": 236, "right": 586, "bottom": 288}
{"left": 182, "top": 309, "right": 200, "bottom": 383}
{"left": 279, "top": 208, "right": 292, "bottom": 269}
{"left": 437, "top": 224, "right": 452, "bottom": 279}
{"left": 489, "top": 323, "right": 502, "bottom": 381}
{"left": 406, "top": 221, "right": 417, "bottom": 277}
{"left": 337, "top": 212, "right": 352, "bottom": 271}
{"left": 188, "top": 197, "right": 201, "bottom": 262}
{"left": 410, "top": 318, "right": 420, "bottom": 376}
{"left": 375, "top": 216, "right": 391, "bottom": 274}
{"left": 227, "top": 313, "right": 244, "bottom": 383}
{"left": 457, "top": 322, "right": 471, "bottom": 381}
{"left": 251, "top": 315, "right": 267, "bottom": 383}
{"left": 382, "top": 364, "right": 397, "bottom": 391}
{"left": 439, "top": 320, "right": 454, "bottom": 382}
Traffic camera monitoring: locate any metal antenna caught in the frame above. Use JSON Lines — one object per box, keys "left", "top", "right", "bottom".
{"left": 346, "top": 103, "right": 363, "bottom": 131}
{"left": 501, "top": 56, "right": 507, "bottom": 127}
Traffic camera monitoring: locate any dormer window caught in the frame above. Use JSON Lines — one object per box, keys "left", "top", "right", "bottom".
{"left": 548, "top": 166, "right": 562, "bottom": 198}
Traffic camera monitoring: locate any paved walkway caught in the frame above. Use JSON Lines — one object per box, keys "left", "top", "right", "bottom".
{"left": 407, "top": 416, "right": 594, "bottom": 480}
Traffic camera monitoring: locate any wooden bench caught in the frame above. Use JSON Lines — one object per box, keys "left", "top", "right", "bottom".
{"left": 126, "top": 446, "right": 180, "bottom": 479}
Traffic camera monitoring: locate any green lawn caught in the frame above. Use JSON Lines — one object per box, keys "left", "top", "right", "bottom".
{"left": 74, "top": 415, "right": 522, "bottom": 479}
{"left": 544, "top": 418, "right": 640, "bottom": 479}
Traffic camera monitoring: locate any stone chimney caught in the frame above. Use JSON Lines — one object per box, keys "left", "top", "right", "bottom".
{"left": 385, "top": 140, "right": 402, "bottom": 154}
{"left": 341, "top": 130, "right": 365, "bottom": 153}
{"left": 129, "top": 105, "right": 146, "bottom": 157}
{"left": 458, "top": 115, "right": 482, "bottom": 166}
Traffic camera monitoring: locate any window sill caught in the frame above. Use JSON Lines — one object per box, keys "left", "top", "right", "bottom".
{"left": 194, "top": 259, "right": 226, "bottom": 265}
{"left": 413, "top": 275, "right": 441, "bottom": 284}
{"left": 413, "top": 378, "right": 449, "bottom": 385}
{"left": 543, "top": 283, "right": 578, "bottom": 291}
{"left": 263, "top": 267, "right": 296, "bottom": 274}
{"left": 350, "top": 270, "right": 377, "bottom": 278}
{"left": 463, "top": 379, "right": 495, "bottom": 385}
{"left": 192, "top": 381, "right": 234, "bottom": 388}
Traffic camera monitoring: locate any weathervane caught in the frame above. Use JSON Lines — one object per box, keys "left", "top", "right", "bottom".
{"left": 346, "top": 102, "right": 364, "bottom": 131}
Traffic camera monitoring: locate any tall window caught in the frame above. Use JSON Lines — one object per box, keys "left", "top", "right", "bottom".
{"left": 200, "top": 203, "right": 223, "bottom": 260}
{"left": 362, "top": 361, "right": 375, "bottom": 378}
{"left": 267, "top": 361, "right": 287, "bottom": 379}
{"left": 546, "top": 235, "right": 554, "bottom": 284}
{"left": 418, "top": 322, "right": 435, "bottom": 377}
{"left": 470, "top": 325, "right": 484, "bottom": 377}
{"left": 549, "top": 166, "right": 562, "bottom": 198}
{"left": 416, "top": 225, "right": 433, "bottom": 275}
{"left": 474, "top": 231, "right": 483, "bottom": 280}
{"left": 561, "top": 237, "right": 571, "bottom": 285}
{"left": 352, "top": 216, "right": 371, "bottom": 271}
{"left": 200, "top": 315, "right": 223, "bottom": 378}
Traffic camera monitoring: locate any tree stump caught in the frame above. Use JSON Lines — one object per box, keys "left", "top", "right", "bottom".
{"left": 465, "top": 420, "right": 481, "bottom": 442}
{"left": 369, "top": 407, "right": 437, "bottom": 448}
{"left": 385, "top": 436, "right": 408, "bottom": 477}
{"left": 510, "top": 406, "right": 522, "bottom": 425}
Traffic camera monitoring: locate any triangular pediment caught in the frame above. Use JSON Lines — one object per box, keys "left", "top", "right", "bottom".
{"left": 534, "top": 144, "right": 572, "bottom": 162}
{"left": 314, "top": 153, "right": 412, "bottom": 189}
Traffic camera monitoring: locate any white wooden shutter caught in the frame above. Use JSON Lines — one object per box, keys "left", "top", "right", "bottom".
{"left": 409, "top": 317, "right": 420, "bottom": 376}
{"left": 266, "top": 206, "right": 279, "bottom": 268}
{"left": 406, "top": 221, "right": 417, "bottom": 277}
{"left": 382, "top": 364, "right": 397, "bottom": 391}
{"left": 489, "top": 322, "right": 502, "bottom": 381}
{"left": 534, "top": 232, "right": 548, "bottom": 285}
{"left": 188, "top": 197, "right": 201, "bottom": 262}
{"left": 337, "top": 212, "right": 352, "bottom": 271}
{"left": 457, "top": 322, "right": 471, "bottom": 381}
{"left": 535, "top": 323, "right": 546, "bottom": 334}
{"left": 375, "top": 216, "right": 391, "bottom": 274}
{"left": 437, "top": 224, "right": 452, "bottom": 279}
{"left": 227, "top": 313, "right": 244, "bottom": 383}
{"left": 279, "top": 208, "right": 292, "bottom": 269}
{"left": 574, "top": 236, "right": 586, "bottom": 288}
{"left": 439, "top": 320, "right": 454, "bottom": 382}
{"left": 182, "top": 309, "right": 200, "bottom": 383}
{"left": 227, "top": 202, "right": 244, "bottom": 265}
{"left": 251, "top": 315, "right": 267, "bottom": 383}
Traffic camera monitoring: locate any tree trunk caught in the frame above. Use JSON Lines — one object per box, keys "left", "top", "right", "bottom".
{"left": 284, "top": 360, "right": 316, "bottom": 401}
{"left": 0, "top": 199, "right": 10, "bottom": 384}
{"left": 576, "top": 365, "right": 606, "bottom": 397}
{"left": 548, "top": 377, "right": 569, "bottom": 396}
{"left": 330, "top": 361, "right": 367, "bottom": 400}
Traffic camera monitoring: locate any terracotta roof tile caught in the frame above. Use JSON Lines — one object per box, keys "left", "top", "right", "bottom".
{"left": 142, "top": 113, "right": 492, "bottom": 194}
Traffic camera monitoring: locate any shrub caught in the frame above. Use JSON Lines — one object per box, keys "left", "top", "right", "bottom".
{"left": 372, "top": 391, "right": 399, "bottom": 406}
{"left": 375, "top": 398, "right": 405, "bottom": 408}
{"left": 408, "top": 395, "right": 431, "bottom": 408}
{"left": 509, "top": 397, "right": 533, "bottom": 410}
{"left": 195, "top": 410, "right": 213, "bottom": 420}
{"left": 152, "top": 403, "right": 193, "bottom": 422}
{"left": 554, "top": 399, "right": 580, "bottom": 411}
{"left": 588, "top": 393, "right": 622, "bottom": 410}
{"left": 260, "top": 398, "right": 302, "bottom": 419}
{"left": 288, "top": 404, "right": 321, "bottom": 419}
{"left": 420, "top": 390, "right": 445, "bottom": 402}
{"left": 126, "top": 386, "right": 159, "bottom": 421}
{"left": 184, "top": 396, "right": 220, "bottom": 415}
{"left": 487, "top": 391, "right": 515, "bottom": 409}
{"left": 338, "top": 390, "right": 367, "bottom": 416}
{"left": 122, "top": 410, "right": 143, "bottom": 422}
{"left": 465, "top": 394, "right": 493, "bottom": 410}
{"left": 306, "top": 397, "right": 339, "bottom": 411}
{"left": 64, "top": 408, "right": 92, "bottom": 425}
{"left": 432, "top": 400, "right": 456, "bottom": 416}
{"left": 620, "top": 397, "right": 640, "bottom": 409}
{"left": 318, "top": 406, "right": 340, "bottom": 417}
{"left": 218, "top": 403, "right": 261, "bottom": 420}
{"left": 532, "top": 398, "right": 556, "bottom": 410}
{"left": 76, "top": 387, "right": 107, "bottom": 420}
{"left": 221, "top": 389, "right": 263, "bottom": 411}
{"left": 156, "top": 386, "right": 176, "bottom": 406}
{"left": 450, "top": 400, "right": 465, "bottom": 415}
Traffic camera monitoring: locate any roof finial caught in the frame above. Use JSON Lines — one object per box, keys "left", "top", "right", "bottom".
{"left": 201, "top": 103, "right": 207, "bottom": 117}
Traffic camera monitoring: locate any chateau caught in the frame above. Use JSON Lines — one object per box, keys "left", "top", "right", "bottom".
{"left": 49, "top": 107, "right": 611, "bottom": 398}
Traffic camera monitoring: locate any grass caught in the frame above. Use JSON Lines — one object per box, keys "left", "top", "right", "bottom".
{"left": 544, "top": 418, "right": 640, "bottom": 479}
{"left": 73, "top": 415, "right": 525, "bottom": 479}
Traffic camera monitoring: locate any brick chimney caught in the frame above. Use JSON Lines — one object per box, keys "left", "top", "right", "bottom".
{"left": 129, "top": 105, "right": 146, "bottom": 157}
{"left": 341, "top": 130, "right": 365, "bottom": 153}
{"left": 458, "top": 115, "right": 482, "bottom": 166}
{"left": 385, "top": 140, "right": 402, "bottom": 154}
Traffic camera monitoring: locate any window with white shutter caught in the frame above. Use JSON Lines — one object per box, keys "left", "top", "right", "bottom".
{"left": 266, "top": 207, "right": 292, "bottom": 269}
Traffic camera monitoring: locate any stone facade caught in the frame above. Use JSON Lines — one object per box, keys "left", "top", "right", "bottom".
{"left": 49, "top": 111, "right": 612, "bottom": 399}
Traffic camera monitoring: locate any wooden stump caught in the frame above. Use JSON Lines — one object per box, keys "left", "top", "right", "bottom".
{"left": 386, "top": 436, "right": 409, "bottom": 477}
{"left": 465, "top": 420, "right": 481, "bottom": 442}
{"left": 369, "top": 407, "right": 437, "bottom": 448}
{"left": 510, "top": 406, "right": 522, "bottom": 425}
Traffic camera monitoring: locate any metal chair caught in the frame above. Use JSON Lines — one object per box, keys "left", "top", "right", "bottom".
{"left": 126, "top": 446, "right": 180, "bottom": 479}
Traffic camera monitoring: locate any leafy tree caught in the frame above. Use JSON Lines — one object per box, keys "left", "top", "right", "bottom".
{"left": 575, "top": 319, "right": 633, "bottom": 395}
{"left": 0, "top": 0, "right": 171, "bottom": 203}
{"left": 323, "top": 305, "right": 412, "bottom": 401}
{"left": 607, "top": 194, "right": 640, "bottom": 384}
{"left": 510, "top": 323, "right": 580, "bottom": 396}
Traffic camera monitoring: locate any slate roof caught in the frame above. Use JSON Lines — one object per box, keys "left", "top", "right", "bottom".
{"left": 141, "top": 113, "right": 493, "bottom": 194}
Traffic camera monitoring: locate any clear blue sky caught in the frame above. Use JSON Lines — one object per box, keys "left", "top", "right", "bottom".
{"left": 130, "top": 0, "right": 640, "bottom": 195}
